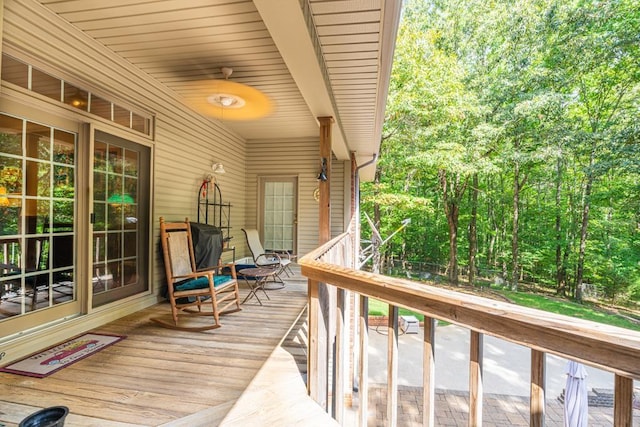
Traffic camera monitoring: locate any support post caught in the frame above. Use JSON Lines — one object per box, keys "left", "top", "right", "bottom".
{"left": 314, "top": 116, "right": 333, "bottom": 414}
{"left": 318, "top": 116, "right": 333, "bottom": 244}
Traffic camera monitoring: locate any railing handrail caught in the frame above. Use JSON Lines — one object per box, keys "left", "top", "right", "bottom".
{"left": 300, "top": 232, "right": 640, "bottom": 380}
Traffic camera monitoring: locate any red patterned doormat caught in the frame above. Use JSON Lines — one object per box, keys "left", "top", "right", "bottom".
{"left": 0, "top": 332, "right": 125, "bottom": 378}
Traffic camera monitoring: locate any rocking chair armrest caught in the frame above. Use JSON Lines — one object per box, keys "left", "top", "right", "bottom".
{"left": 222, "top": 262, "right": 238, "bottom": 279}
{"left": 173, "top": 271, "right": 213, "bottom": 280}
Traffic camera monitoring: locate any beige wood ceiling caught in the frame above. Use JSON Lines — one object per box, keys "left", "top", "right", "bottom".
{"left": 36, "top": 0, "right": 401, "bottom": 174}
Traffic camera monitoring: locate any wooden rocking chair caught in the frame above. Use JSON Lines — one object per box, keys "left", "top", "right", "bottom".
{"left": 153, "top": 217, "right": 241, "bottom": 331}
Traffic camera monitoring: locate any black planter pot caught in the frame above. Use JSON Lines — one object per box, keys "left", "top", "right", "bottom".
{"left": 19, "top": 406, "right": 69, "bottom": 427}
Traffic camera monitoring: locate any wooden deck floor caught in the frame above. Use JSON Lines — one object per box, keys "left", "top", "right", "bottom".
{"left": 0, "top": 270, "right": 319, "bottom": 427}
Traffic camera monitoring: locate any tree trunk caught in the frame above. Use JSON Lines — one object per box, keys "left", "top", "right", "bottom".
{"left": 511, "top": 161, "right": 520, "bottom": 291}
{"left": 576, "top": 150, "right": 595, "bottom": 302}
{"left": 554, "top": 156, "right": 566, "bottom": 296}
{"left": 447, "top": 203, "right": 459, "bottom": 285}
{"left": 468, "top": 174, "right": 478, "bottom": 286}
{"left": 439, "top": 170, "right": 462, "bottom": 286}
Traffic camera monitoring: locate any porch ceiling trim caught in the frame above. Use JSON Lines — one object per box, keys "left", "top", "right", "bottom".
{"left": 254, "top": 0, "right": 349, "bottom": 160}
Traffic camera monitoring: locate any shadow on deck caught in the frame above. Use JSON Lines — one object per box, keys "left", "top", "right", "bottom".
{"left": 0, "top": 267, "right": 333, "bottom": 427}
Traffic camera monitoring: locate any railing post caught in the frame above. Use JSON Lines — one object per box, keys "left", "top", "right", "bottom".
{"left": 387, "top": 305, "right": 399, "bottom": 427}
{"left": 423, "top": 317, "right": 436, "bottom": 427}
{"left": 308, "top": 278, "right": 328, "bottom": 409}
{"left": 469, "top": 331, "right": 483, "bottom": 427}
{"left": 614, "top": 374, "right": 633, "bottom": 426}
{"left": 530, "top": 350, "right": 546, "bottom": 426}
{"left": 358, "top": 295, "right": 369, "bottom": 427}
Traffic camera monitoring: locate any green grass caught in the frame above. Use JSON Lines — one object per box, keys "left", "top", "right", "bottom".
{"left": 498, "top": 290, "right": 640, "bottom": 331}
{"left": 367, "top": 290, "right": 640, "bottom": 332}
{"left": 368, "top": 299, "right": 430, "bottom": 322}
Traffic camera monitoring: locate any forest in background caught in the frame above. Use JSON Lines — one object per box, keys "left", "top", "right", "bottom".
{"left": 360, "top": 0, "right": 640, "bottom": 304}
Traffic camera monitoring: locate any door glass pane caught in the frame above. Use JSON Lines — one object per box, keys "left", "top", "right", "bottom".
{"left": 24, "top": 160, "right": 50, "bottom": 197}
{"left": 92, "top": 132, "right": 149, "bottom": 307}
{"left": 0, "top": 115, "right": 23, "bottom": 156}
{"left": 262, "top": 179, "right": 295, "bottom": 252}
{"left": 53, "top": 129, "right": 75, "bottom": 165}
{"left": 26, "top": 122, "right": 51, "bottom": 160}
{"left": 0, "top": 114, "right": 77, "bottom": 321}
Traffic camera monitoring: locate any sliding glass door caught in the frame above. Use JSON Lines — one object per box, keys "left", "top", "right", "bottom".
{"left": 0, "top": 112, "right": 81, "bottom": 334}
{"left": 91, "top": 131, "right": 150, "bottom": 307}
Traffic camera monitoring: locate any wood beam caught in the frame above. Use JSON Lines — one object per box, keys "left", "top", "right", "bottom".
{"left": 319, "top": 116, "right": 333, "bottom": 244}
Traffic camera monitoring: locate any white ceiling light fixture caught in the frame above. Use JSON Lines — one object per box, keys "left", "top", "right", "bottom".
{"left": 206, "top": 68, "right": 246, "bottom": 109}
{"left": 183, "top": 67, "right": 273, "bottom": 121}
{"left": 212, "top": 162, "right": 226, "bottom": 174}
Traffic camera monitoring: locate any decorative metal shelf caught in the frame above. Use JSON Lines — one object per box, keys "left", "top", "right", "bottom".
{"left": 197, "top": 178, "right": 233, "bottom": 260}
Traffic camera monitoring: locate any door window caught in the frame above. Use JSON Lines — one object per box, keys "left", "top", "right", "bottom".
{"left": 0, "top": 113, "right": 78, "bottom": 320}
{"left": 260, "top": 177, "right": 297, "bottom": 253}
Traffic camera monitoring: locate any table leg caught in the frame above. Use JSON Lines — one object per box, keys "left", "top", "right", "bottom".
{"left": 241, "top": 276, "right": 263, "bottom": 305}
{"left": 241, "top": 274, "right": 272, "bottom": 305}
{"left": 256, "top": 276, "right": 271, "bottom": 301}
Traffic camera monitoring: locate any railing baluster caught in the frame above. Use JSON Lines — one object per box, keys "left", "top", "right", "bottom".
{"left": 469, "top": 331, "right": 483, "bottom": 427}
{"left": 359, "top": 295, "right": 369, "bottom": 427}
{"left": 387, "top": 305, "right": 399, "bottom": 427}
{"left": 614, "top": 374, "right": 633, "bottom": 426}
{"left": 530, "top": 350, "right": 546, "bottom": 426}
{"left": 334, "top": 287, "right": 345, "bottom": 423}
{"left": 423, "top": 317, "right": 436, "bottom": 427}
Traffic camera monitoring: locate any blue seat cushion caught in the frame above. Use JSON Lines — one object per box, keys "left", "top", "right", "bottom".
{"left": 175, "top": 275, "right": 234, "bottom": 291}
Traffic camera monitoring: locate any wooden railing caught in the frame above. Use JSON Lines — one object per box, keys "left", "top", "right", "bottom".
{"left": 300, "top": 230, "right": 640, "bottom": 426}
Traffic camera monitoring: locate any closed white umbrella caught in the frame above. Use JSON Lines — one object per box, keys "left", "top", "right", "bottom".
{"left": 564, "top": 361, "right": 589, "bottom": 427}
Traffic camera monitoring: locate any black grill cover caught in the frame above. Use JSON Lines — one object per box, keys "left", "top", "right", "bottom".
{"left": 189, "top": 222, "right": 223, "bottom": 270}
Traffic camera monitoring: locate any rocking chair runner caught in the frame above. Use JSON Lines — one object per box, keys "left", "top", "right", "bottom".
{"left": 153, "top": 217, "right": 241, "bottom": 331}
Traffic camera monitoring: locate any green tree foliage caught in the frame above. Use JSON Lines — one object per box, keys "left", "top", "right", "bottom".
{"left": 361, "top": 0, "right": 640, "bottom": 303}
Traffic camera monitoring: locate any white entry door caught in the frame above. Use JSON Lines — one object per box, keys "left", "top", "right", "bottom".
{"left": 259, "top": 177, "right": 297, "bottom": 254}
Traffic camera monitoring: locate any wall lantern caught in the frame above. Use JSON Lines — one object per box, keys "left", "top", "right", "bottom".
{"left": 317, "top": 158, "right": 328, "bottom": 182}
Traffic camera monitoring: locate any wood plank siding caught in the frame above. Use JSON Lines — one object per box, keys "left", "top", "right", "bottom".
{"left": 245, "top": 138, "right": 346, "bottom": 257}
